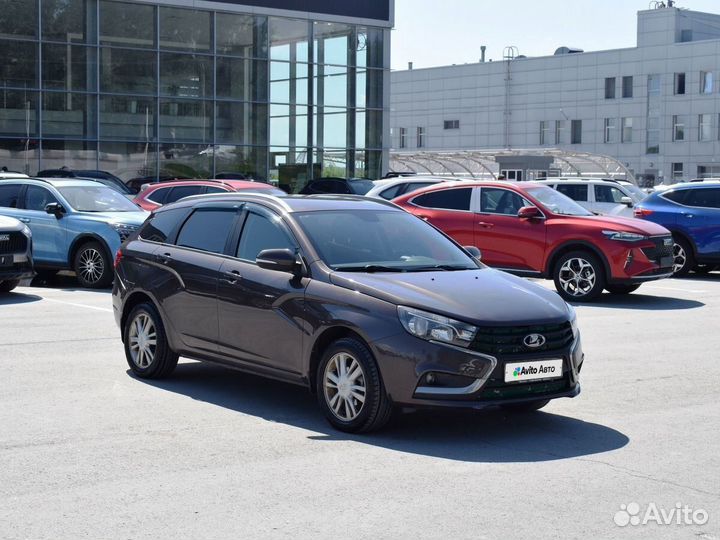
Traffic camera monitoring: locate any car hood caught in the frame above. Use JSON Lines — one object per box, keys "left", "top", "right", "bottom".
{"left": 330, "top": 268, "right": 570, "bottom": 326}
{"left": 574, "top": 214, "right": 669, "bottom": 235}
{"left": 72, "top": 211, "right": 149, "bottom": 226}
{"left": 0, "top": 214, "right": 25, "bottom": 231}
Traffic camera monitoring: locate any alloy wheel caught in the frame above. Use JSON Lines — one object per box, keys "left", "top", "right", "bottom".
{"left": 673, "top": 243, "right": 687, "bottom": 273}
{"left": 78, "top": 248, "right": 105, "bottom": 284}
{"left": 558, "top": 257, "right": 596, "bottom": 297}
{"left": 323, "top": 352, "right": 367, "bottom": 422}
{"left": 128, "top": 313, "right": 157, "bottom": 369}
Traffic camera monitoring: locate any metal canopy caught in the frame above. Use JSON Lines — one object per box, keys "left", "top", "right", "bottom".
{"left": 389, "top": 149, "right": 637, "bottom": 183}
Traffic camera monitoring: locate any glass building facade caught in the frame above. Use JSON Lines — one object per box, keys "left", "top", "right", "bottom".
{"left": 0, "top": 0, "right": 389, "bottom": 191}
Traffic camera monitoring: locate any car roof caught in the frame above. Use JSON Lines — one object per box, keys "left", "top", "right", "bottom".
{"left": 140, "top": 179, "right": 276, "bottom": 192}
{"left": 27, "top": 177, "right": 112, "bottom": 188}
{"left": 662, "top": 181, "right": 720, "bottom": 191}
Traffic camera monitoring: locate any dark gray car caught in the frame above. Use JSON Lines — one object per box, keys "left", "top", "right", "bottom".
{"left": 112, "top": 194, "right": 583, "bottom": 433}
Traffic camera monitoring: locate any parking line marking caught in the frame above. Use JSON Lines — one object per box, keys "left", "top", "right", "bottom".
{"left": 643, "top": 285, "right": 707, "bottom": 294}
{"left": 42, "top": 297, "right": 113, "bottom": 313}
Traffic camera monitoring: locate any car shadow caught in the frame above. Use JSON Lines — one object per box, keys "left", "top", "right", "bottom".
{"left": 570, "top": 292, "right": 704, "bottom": 311}
{"left": 28, "top": 273, "right": 111, "bottom": 293}
{"left": 0, "top": 291, "right": 43, "bottom": 305}
{"left": 130, "top": 361, "right": 629, "bottom": 463}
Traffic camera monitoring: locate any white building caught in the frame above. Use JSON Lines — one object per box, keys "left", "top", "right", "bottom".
{"left": 390, "top": 5, "right": 720, "bottom": 185}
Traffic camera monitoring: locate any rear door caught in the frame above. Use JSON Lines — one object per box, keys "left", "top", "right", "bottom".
{"left": 19, "top": 185, "right": 67, "bottom": 264}
{"left": 216, "top": 204, "right": 307, "bottom": 374}
{"left": 474, "top": 187, "right": 546, "bottom": 271}
{"left": 679, "top": 188, "right": 720, "bottom": 258}
{"left": 407, "top": 187, "right": 475, "bottom": 247}
{"left": 555, "top": 183, "right": 591, "bottom": 213}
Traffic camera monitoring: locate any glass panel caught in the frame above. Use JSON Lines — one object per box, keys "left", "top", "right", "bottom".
{"left": 0, "top": 138, "right": 39, "bottom": 175}
{"left": 176, "top": 209, "right": 236, "bottom": 254}
{"left": 359, "top": 68, "right": 383, "bottom": 109}
{"left": 159, "top": 100, "right": 212, "bottom": 142}
{"left": 217, "top": 57, "right": 267, "bottom": 101}
{"left": 100, "top": 96, "right": 156, "bottom": 140}
{"left": 316, "top": 148, "right": 347, "bottom": 177}
{"left": 316, "top": 65, "right": 348, "bottom": 107}
{"left": 215, "top": 145, "right": 268, "bottom": 183}
{"left": 42, "top": 44, "right": 96, "bottom": 91}
{"left": 314, "top": 22, "right": 352, "bottom": 65}
{"left": 269, "top": 18, "right": 309, "bottom": 62}
{"left": 159, "top": 143, "right": 211, "bottom": 178}
{"left": 316, "top": 107, "right": 348, "bottom": 148}
{"left": 42, "top": 0, "right": 95, "bottom": 43}
{"left": 270, "top": 104, "right": 307, "bottom": 148}
{"left": 160, "top": 53, "right": 213, "bottom": 98}
{"left": 353, "top": 150, "right": 382, "bottom": 179}
{"left": 0, "top": 41, "right": 38, "bottom": 89}
{"left": 356, "top": 27, "right": 384, "bottom": 69}
{"left": 99, "top": 141, "right": 157, "bottom": 183}
{"left": 270, "top": 61, "right": 308, "bottom": 104}
{"left": 270, "top": 147, "right": 308, "bottom": 189}
{"left": 100, "top": 0, "right": 155, "bottom": 48}
{"left": 41, "top": 140, "right": 97, "bottom": 171}
{"left": 0, "top": 0, "right": 38, "bottom": 40}
{"left": 159, "top": 7, "right": 211, "bottom": 52}
{"left": 100, "top": 47, "right": 157, "bottom": 94}
{"left": 217, "top": 13, "right": 267, "bottom": 58}
{"left": 0, "top": 90, "right": 38, "bottom": 137}
{"left": 356, "top": 109, "right": 382, "bottom": 149}
{"left": 216, "top": 102, "right": 268, "bottom": 145}
{"left": 42, "top": 92, "right": 96, "bottom": 138}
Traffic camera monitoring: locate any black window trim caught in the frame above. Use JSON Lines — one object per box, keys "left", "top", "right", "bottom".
{"left": 477, "top": 187, "right": 535, "bottom": 217}
{"left": 409, "top": 186, "right": 474, "bottom": 213}
{"left": 232, "top": 202, "right": 301, "bottom": 265}
{"left": 172, "top": 204, "right": 244, "bottom": 257}
{"left": 661, "top": 187, "right": 720, "bottom": 209}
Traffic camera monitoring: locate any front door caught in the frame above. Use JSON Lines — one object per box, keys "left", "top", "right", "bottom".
{"left": 217, "top": 205, "right": 307, "bottom": 375}
{"left": 678, "top": 187, "right": 720, "bottom": 259}
{"left": 474, "top": 187, "right": 547, "bottom": 271}
{"left": 20, "top": 185, "right": 67, "bottom": 264}
{"left": 592, "top": 184, "right": 627, "bottom": 215}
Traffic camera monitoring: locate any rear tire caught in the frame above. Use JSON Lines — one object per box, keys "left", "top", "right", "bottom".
{"left": 553, "top": 251, "right": 606, "bottom": 302}
{"left": 123, "top": 302, "right": 178, "bottom": 379}
{"left": 693, "top": 264, "right": 717, "bottom": 275}
{"left": 605, "top": 284, "right": 641, "bottom": 295}
{"left": 74, "top": 241, "right": 113, "bottom": 288}
{"left": 316, "top": 337, "right": 392, "bottom": 433}
{"left": 0, "top": 280, "right": 19, "bottom": 293}
{"left": 672, "top": 236, "right": 694, "bottom": 276}
{"left": 501, "top": 399, "right": 550, "bottom": 413}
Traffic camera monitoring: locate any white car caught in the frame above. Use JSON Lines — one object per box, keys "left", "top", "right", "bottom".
{"left": 537, "top": 177, "right": 646, "bottom": 217}
{"left": 365, "top": 177, "right": 466, "bottom": 200}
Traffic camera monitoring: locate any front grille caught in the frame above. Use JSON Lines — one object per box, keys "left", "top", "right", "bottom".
{"left": 641, "top": 236, "right": 673, "bottom": 264}
{"left": 469, "top": 321, "right": 573, "bottom": 356}
{"left": 479, "top": 379, "right": 568, "bottom": 400}
{"left": 0, "top": 232, "right": 27, "bottom": 255}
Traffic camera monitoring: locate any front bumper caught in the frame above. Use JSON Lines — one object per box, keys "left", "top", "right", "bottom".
{"left": 371, "top": 331, "right": 583, "bottom": 409}
{"left": 0, "top": 253, "right": 35, "bottom": 282}
{"left": 607, "top": 235, "right": 674, "bottom": 284}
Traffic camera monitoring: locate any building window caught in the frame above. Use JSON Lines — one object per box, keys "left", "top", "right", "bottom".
{"left": 554, "top": 120, "right": 564, "bottom": 144}
{"left": 621, "top": 117, "right": 633, "bottom": 143}
{"left": 646, "top": 117, "right": 660, "bottom": 154}
{"left": 674, "top": 73, "right": 686, "bottom": 95}
{"left": 399, "top": 127, "right": 407, "bottom": 149}
{"left": 443, "top": 120, "right": 459, "bottom": 130}
{"left": 570, "top": 120, "right": 582, "bottom": 144}
{"left": 701, "top": 71, "right": 714, "bottom": 94}
{"left": 604, "top": 77, "right": 615, "bottom": 99}
{"left": 539, "top": 121, "right": 550, "bottom": 145}
{"left": 622, "top": 76, "right": 633, "bottom": 98}
{"left": 647, "top": 74, "right": 661, "bottom": 96}
{"left": 699, "top": 114, "right": 713, "bottom": 141}
{"left": 672, "top": 115, "right": 685, "bottom": 141}
{"left": 672, "top": 163, "right": 684, "bottom": 181}
{"left": 604, "top": 118, "right": 617, "bottom": 143}
{"left": 416, "top": 126, "right": 424, "bottom": 148}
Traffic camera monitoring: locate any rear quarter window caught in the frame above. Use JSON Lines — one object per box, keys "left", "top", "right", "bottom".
{"left": 661, "top": 190, "right": 689, "bottom": 205}
{"left": 175, "top": 208, "right": 237, "bottom": 254}
{"left": 412, "top": 188, "right": 472, "bottom": 211}
{"left": 555, "top": 184, "right": 588, "bottom": 202}
{"left": 138, "top": 208, "right": 187, "bottom": 243}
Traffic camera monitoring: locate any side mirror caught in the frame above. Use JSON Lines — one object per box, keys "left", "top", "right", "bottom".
{"left": 256, "top": 248, "right": 301, "bottom": 275}
{"left": 620, "top": 196, "right": 634, "bottom": 207}
{"left": 518, "top": 206, "right": 542, "bottom": 219}
{"left": 463, "top": 245, "right": 482, "bottom": 261}
{"left": 45, "top": 202, "right": 65, "bottom": 218}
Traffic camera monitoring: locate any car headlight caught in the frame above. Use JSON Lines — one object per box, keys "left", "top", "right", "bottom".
{"left": 21, "top": 225, "right": 31, "bottom": 238}
{"left": 602, "top": 230, "right": 647, "bottom": 242}
{"left": 397, "top": 306, "right": 477, "bottom": 347}
{"left": 111, "top": 223, "right": 139, "bottom": 242}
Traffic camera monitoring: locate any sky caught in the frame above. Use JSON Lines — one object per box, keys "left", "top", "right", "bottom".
{"left": 391, "top": 0, "right": 720, "bottom": 71}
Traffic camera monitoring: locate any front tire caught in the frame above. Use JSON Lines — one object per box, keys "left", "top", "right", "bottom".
{"left": 672, "top": 236, "right": 694, "bottom": 276}
{"left": 123, "top": 303, "right": 178, "bottom": 379}
{"left": 605, "top": 284, "right": 641, "bottom": 295}
{"left": 316, "top": 337, "right": 392, "bottom": 433}
{"left": 553, "top": 251, "right": 606, "bottom": 302}
{"left": 0, "top": 280, "right": 19, "bottom": 293}
{"left": 74, "top": 241, "right": 113, "bottom": 288}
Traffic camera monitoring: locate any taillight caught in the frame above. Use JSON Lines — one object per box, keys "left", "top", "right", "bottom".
{"left": 114, "top": 249, "right": 123, "bottom": 269}
{"left": 634, "top": 208, "right": 653, "bottom": 218}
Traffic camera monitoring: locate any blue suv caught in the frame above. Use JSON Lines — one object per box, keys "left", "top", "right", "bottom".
{"left": 0, "top": 178, "right": 147, "bottom": 287}
{"left": 634, "top": 182, "right": 720, "bottom": 275}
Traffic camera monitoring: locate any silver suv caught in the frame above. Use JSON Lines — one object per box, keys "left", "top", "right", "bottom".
{"left": 537, "top": 178, "right": 646, "bottom": 217}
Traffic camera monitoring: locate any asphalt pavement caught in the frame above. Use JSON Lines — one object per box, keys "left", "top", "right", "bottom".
{"left": 1, "top": 274, "right": 719, "bottom": 539}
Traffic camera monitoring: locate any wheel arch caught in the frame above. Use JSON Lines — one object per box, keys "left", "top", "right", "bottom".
{"left": 68, "top": 233, "right": 113, "bottom": 268}
{"left": 120, "top": 290, "right": 169, "bottom": 345}
{"left": 545, "top": 241, "right": 611, "bottom": 279}
{"left": 667, "top": 229, "right": 698, "bottom": 257}
{"left": 307, "top": 326, "right": 369, "bottom": 394}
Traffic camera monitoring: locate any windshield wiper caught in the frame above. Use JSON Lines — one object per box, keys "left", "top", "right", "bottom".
{"left": 334, "top": 265, "right": 406, "bottom": 273}
{"left": 410, "top": 264, "right": 475, "bottom": 272}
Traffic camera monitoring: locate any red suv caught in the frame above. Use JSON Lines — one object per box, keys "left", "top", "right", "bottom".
{"left": 133, "top": 180, "right": 285, "bottom": 211}
{"left": 393, "top": 181, "right": 674, "bottom": 301}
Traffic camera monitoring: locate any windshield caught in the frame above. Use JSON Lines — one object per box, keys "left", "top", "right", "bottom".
{"left": 525, "top": 186, "right": 593, "bottom": 216}
{"left": 295, "top": 209, "right": 479, "bottom": 272}
{"left": 58, "top": 186, "right": 141, "bottom": 212}
{"left": 621, "top": 183, "right": 647, "bottom": 203}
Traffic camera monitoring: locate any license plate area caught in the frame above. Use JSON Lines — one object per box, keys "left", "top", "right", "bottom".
{"left": 504, "top": 359, "right": 564, "bottom": 383}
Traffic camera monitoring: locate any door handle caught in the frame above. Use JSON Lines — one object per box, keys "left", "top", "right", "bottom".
{"left": 220, "top": 269, "right": 242, "bottom": 284}
{"left": 682, "top": 213, "right": 694, "bottom": 218}
{"left": 156, "top": 252, "right": 172, "bottom": 264}
{"left": 477, "top": 221, "right": 495, "bottom": 228}
{"left": 19, "top": 218, "right": 31, "bottom": 223}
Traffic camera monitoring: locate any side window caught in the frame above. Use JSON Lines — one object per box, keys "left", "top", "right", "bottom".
{"left": 165, "top": 185, "right": 204, "bottom": 204}
{"left": 204, "top": 186, "right": 229, "bottom": 194}
{"left": 556, "top": 184, "right": 588, "bottom": 202}
{"left": 412, "top": 188, "right": 472, "bottom": 211}
{"left": 0, "top": 184, "right": 22, "bottom": 208}
{"left": 379, "top": 184, "right": 403, "bottom": 200}
{"left": 662, "top": 190, "right": 689, "bottom": 205}
{"left": 402, "top": 182, "right": 435, "bottom": 195}
{"left": 24, "top": 185, "right": 59, "bottom": 211}
{"left": 236, "top": 212, "right": 296, "bottom": 262}
{"left": 176, "top": 209, "right": 237, "bottom": 254}
{"left": 480, "top": 188, "right": 526, "bottom": 215}
{"left": 684, "top": 188, "right": 720, "bottom": 209}
{"left": 146, "top": 187, "right": 169, "bottom": 205}
{"left": 139, "top": 208, "right": 187, "bottom": 243}
{"left": 595, "top": 185, "right": 625, "bottom": 203}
